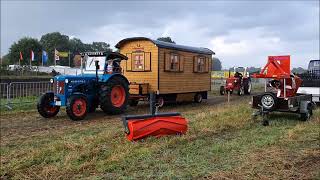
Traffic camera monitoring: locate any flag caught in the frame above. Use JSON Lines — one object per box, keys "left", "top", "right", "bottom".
{"left": 31, "top": 50, "right": 35, "bottom": 61}
{"left": 19, "top": 51, "right": 23, "bottom": 61}
{"left": 58, "top": 51, "right": 69, "bottom": 57}
{"left": 55, "top": 49, "right": 60, "bottom": 61}
{"left": 42, "top": 50, "right": 48, "bottom": 64}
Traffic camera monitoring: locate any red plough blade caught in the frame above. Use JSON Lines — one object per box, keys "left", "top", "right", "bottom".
{"left": 123, "top": 113, "right": 188, "bottom": 141}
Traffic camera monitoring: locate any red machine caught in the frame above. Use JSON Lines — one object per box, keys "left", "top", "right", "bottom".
{"left": 220, "top": 67, "right": 251, "bottom": 96}
{"left": 251, "top": 55, "right": 314, "bottom": 125}
{"left": 252, "top": 55, "right": 302, "bottom": 97}
{"left": 122, "top": 93, "right": 188, "bottom": 141}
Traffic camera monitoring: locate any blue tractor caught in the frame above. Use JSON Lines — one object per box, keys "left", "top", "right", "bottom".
{"left": 37, "top": 52, "right": 129, "bottom": 120}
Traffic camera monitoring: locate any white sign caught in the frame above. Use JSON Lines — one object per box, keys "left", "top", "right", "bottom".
{"left": 85, "top": 56, "right": 106, "bottom": 71}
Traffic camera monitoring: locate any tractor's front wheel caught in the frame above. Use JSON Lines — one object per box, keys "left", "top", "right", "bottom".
{"left": 99, "top": 77, "right": 129, "bottom": 114}
{"left": 37, "top": 93, "right": 60, "bottom": 118}
{"left": 66, "top": 95, "right": 88, "bottom": 121}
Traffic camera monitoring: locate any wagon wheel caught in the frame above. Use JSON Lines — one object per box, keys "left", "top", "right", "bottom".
{"left": 66, "top": 95, "right": 88, "bottom": 121}
{"left": 37, "top": 92, "right": 60, "bottom": 118}
{"left": 129, "top": 99, "right": 139, "bottom": 106}
{"left": 156, "top": 96, "right": 165, "bottom": 108}
{"left": 99, "top": 76, "right": 129, "bottom": 114}
{"left": 194, "top": 93, "right": 203, "bottom": 103}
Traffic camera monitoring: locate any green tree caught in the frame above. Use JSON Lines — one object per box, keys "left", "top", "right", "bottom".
{"left": 1, "top": 54, "right": 10, "bottom": 67}
{"left": 40, "top": 32, "right": 69, "bottom": 65}
{"left": 212, "top": 57, "right": 222, "bottom": 71}
{"left": 157, "top": 37, "right": 176, "bottom": 44}
{"left": 90, "top": 42, "right": 112, "bottom": 52}
{"left": 292, "top": 67, "right": 307, "bottom": 74}
{"left": 69, "top": 38, "right": 86, "bottom": 53}
{"left": 8, "top": 37, "right": 42, "bottom": 65}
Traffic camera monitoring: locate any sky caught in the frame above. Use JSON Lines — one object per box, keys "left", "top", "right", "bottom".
{"left": 1, "top": 0, "right": 319, "bottom": 68}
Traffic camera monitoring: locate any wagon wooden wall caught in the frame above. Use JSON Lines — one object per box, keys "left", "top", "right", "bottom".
{"left": 119, "top": 38, "right": 212, "bottom": 95}
{"left": 119, "top": 40, "right": 159, "bottom": 91}
{"left": 158, "top": 48, "right": 211, "bottom": 94}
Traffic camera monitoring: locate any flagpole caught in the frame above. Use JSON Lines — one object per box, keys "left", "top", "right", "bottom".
{"left": 30, "top": 51, "right": 31, "bottom": 67}
{"left": 41, "top": 50, "right": 43, "bottom": 67}
{"left": 68, "top": 50, "right": 71, "bottom": 67}
{"left": 54, "top": 48, "right": 56, "bottom": 67}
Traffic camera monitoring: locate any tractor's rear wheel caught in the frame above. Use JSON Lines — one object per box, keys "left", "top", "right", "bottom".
{"left": 99, "top": 77, "right": 129, "bottom": 114}
{"left": 37, "top": 93, "right": 60, "bottom": 118}
{"left": 237, "top": 87, "right": 244, "bottom": 96}
{"left": 244, "top": 81, "right": 252, "bottom": 95}
{"left": 66, "top": 95, "right": 88, "bottom": 121}
{"left": 220, "top": 86, "right": 225, "bottom": 95}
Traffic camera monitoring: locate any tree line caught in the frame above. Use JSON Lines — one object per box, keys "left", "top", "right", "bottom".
{"left": 2, "top": 32, "right": 112, "bottom": 67}
{"left": 1, "top": 34, "right": 224, "bottom": 70}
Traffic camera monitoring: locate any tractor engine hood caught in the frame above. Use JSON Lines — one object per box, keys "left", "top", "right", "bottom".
{"left": 54, "top": 74, "right": 97, "bottom": 82}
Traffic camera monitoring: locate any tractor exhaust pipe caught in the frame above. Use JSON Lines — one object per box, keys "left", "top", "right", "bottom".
{"left": 95, "top": 60, "right": 99, "bottom": 82}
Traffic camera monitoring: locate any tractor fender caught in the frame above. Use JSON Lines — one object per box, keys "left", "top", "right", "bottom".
{"left": 299, "top": 101, "right": 312, "bottom": 113}
{"left": 101, "top": 74, "right": 129, "bottom": 85}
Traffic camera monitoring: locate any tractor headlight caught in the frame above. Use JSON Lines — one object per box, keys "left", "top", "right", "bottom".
{"left": 65, "top": 79, "right": 69, "bottom": 84}
{"left": 50, "top": 79, "right": 54, "bottom": 83}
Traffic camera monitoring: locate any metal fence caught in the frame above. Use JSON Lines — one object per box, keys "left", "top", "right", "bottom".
{"left": 0, "top": 81, "right": 53, "bottom": 110}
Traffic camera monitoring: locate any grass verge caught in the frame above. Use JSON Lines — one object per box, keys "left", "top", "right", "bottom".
{"left": 0, "top": 98, "right": 319, "bottom": 179}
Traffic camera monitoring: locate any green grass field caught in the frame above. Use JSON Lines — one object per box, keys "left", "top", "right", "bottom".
{"left": 0, "top": 96, "right": 319, "bottom": 179}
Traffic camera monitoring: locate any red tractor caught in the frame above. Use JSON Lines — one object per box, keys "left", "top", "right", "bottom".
{"left": 220, "top": 67, "right": 252, "bottom": 96}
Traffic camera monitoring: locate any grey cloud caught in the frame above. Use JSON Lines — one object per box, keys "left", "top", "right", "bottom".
{"left": 1, "top": 0, "right": 319, "bottom": 68}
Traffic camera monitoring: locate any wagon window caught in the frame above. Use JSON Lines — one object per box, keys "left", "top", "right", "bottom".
{"left": 133, "top": 53, "right": 144, "bottom": 71}
{"left": 170, "top": 54, "right": 179, "bottom": 71}
{"left": 194, "top": 56, "right": 209, "bottom": 73}
{"left": 165, "top": 53, "right": 183, "bottom": 72}
{"left": 197, "top": 57, "right": 205, "bottom": 72}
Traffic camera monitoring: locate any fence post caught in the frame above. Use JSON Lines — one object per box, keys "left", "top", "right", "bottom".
{"left": 6, "top": 83, "right": 12, "bottom": 110}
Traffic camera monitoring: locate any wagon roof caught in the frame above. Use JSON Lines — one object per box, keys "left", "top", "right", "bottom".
{"left": 115, "top": 37, "right": 215, "bottom": 55}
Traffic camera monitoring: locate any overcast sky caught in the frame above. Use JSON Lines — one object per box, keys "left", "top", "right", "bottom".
{"left": 1, "top": 0, "right": 319, "bottom": 68}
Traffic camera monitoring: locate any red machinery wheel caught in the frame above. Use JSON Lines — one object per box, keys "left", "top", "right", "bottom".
{"left": 37, "top": 93, "right": 60, "bottom": 118}
{"left": 260, "top": 93, "right": 278, "bottom": 111}
{"left": 99, "top": 76, "right": 129, "bottom": 114}
{"left": 66, "top": 95, "right": 88, "bottom": 121}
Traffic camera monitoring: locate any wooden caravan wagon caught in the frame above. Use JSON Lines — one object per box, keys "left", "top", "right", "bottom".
{"left": 115, "top": 37, "right": 215, "bottom": 106}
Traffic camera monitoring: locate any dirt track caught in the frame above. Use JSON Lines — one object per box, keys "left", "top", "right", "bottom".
{"left": 0, "top": 95, "right": 247, "bottom": 140}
